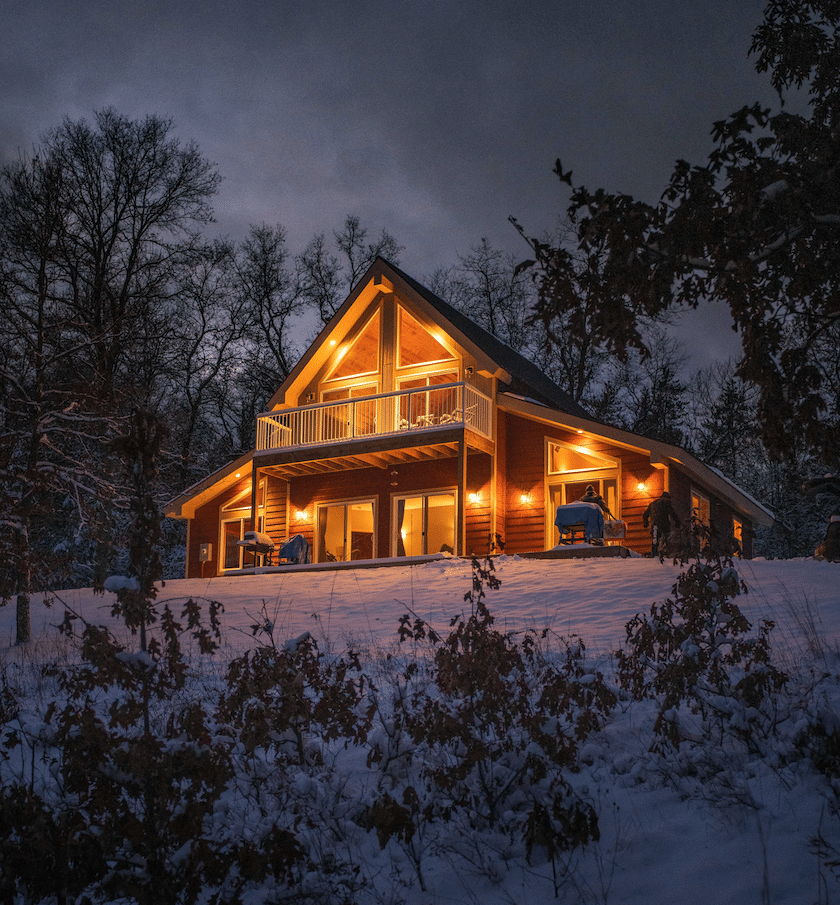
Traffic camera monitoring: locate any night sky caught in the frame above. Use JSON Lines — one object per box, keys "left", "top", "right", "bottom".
{"left": 2, "top": 0, "right": 775, "bottom": 366}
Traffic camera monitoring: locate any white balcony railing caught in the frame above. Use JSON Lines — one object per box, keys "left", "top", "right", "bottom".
{"left": 256, "top": 382, "right": 492, "bottom": 452}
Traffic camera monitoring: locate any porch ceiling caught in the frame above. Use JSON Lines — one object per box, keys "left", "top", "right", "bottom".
{"left": 254, "top": 426, "right": 492, "bottom": 479}
{"left": 259, "top": 441, "right": 462, "bottom": 479}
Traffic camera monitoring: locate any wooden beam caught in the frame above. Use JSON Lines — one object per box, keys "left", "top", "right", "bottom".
{"left": 457, "top": 436, "right": 466, "bottom": 556}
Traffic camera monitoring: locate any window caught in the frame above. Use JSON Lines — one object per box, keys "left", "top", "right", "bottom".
{"left": 547, "top": 443, "right": 615, "bottom": 475}
{"left": 545, "top": 440, "right": 619, "bottom": 544}
{"left": 316, "top": 499, "right": 376, "bottom": 563}
{"left": 393, "top": 491, "right": 456, "bottom": 556}
{"left": 324, "top": 309, "right": 381, "bottom": 381}
{"left": 691, "top": 490, "right": 710, "bottom": 527}
{"left": 733, "top": 517, "right": 743, "bottom": 555}
{"left": 220, "top": 480, "right": 266, "bottom": 571}
{"left": 320, "top": 383, "right": 379, "bottom": 439}
{"left": 398, "top": 306, "right": 456, "bottom": 368}
{"left": 397, "top": 370, "right": 459, "bottom": 427}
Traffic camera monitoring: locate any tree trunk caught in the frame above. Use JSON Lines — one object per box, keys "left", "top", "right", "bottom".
{"left": 16, "top": 593, "right": 31, "bottom": 645}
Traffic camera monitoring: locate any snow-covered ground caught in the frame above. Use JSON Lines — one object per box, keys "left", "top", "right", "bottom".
{"left": 2, "top": 554, "right": 840, "bottom": 904}
{"left": 6, "top": 555, "right": 837, "bottom": 661}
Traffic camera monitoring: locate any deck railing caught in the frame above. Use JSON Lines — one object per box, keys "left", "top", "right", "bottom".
{"left": 256, "top": 382, "right": 492, "bottom": 452}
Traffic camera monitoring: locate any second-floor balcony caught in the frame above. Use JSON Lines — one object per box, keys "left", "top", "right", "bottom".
{"left": 256, "top": 382, "right": 493, "bottom": 453}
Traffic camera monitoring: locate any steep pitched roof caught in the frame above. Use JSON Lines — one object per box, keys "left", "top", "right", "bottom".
{"left": 385, "top": 260, "right": 590, "bottom": 417}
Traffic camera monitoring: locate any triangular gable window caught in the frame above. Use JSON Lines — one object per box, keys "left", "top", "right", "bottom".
{"left": 326, "top": 309, "right": 381, "bottom": 380}
{"left": 398, "top": 306, "right": 455, "bottom": 368}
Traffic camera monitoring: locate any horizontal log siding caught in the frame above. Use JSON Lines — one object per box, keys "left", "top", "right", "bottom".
{"left": 263, "top": 474, "right": 288, "bottom": 546}
{"left": 494, "top": 409, "right": 507, "bottom": 545}
{"left": 187, "top": 477, "right": 253, "bottom": 578}
{"left": 502, "top": 412, "right": 546, "bottom": 553}
{"left": 465, "top": 453, "right": 492, "bottom": 556}
{"left": 501, "top": 413, "right": 667, "bottom": 556}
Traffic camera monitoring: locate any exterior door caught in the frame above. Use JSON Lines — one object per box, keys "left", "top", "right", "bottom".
{"left": 394, "top": 492, "right": 456, "bottom": 556}
{"left": 548, "top": 477, "right": 617, "bottom": 545}
{"left": 316, "top": 499, "right": 376, "bottom": 563}
{"left": 219, "top": 481, "right": 266, "bottom": 572}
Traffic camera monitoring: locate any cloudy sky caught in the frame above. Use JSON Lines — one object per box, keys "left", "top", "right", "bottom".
{"left": 2, "top": 0, "right": 775, "bottom": 365}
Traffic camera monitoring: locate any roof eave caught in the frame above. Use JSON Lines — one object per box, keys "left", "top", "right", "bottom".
{"left": 164, "top": 450, "right": 254, "bottom": 520}
{"left": 498, "top": 393, "right": 775, "bottom": 527}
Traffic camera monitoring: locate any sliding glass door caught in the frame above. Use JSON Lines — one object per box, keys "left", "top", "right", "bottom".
{"left": 394, "top": 492, "right": 456, "bottom": 556}
{"left": 316, "top": 499, "right": 376, "bottom": 563}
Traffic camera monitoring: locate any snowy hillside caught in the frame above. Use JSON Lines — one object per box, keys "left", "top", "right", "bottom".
{"left": 2, "top": 554, "right": 840, "bottom": 904}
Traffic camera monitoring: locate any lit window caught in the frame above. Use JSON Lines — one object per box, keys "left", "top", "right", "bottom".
{"left": 733, "top": 518, "right": 743, "bottom": 556}
{"left": 691, "top": 490, "right": 710, "bottom": 527}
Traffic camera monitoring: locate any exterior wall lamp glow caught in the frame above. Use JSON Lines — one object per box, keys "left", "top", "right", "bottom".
{"left": 520, "top": 493, "right": 531, "bottom": 505}
{"left": 637, "top": 482, "right": 646, "bottom": 493}
{"left": 468, "top": 492, "right": 480, "bottom": 504}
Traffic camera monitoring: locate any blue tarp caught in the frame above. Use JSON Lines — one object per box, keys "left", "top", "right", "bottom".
{"left": 554, "top": 502, "right": 604, "bottom": 541}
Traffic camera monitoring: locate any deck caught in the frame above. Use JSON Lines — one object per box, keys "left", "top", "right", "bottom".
{"left": 218, "top": 545, "right": 635, "bottom": 577}
{"left": 256, "top": 382, "right": 493, "bottom": 454}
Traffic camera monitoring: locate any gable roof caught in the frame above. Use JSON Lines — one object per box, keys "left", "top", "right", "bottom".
{"left": 384, "top": 261, "right": 589, "bottom": 417}
{"left": 267, "top": 257, "right": 589, "bottom": 417}
{"left": 165, "top": 257, "right": 774, "bottom": 530}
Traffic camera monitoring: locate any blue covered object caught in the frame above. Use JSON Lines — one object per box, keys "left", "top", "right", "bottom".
{"left": 278, "top": 534, "right": 312, "bottom": 564}
{"left": 554, "top": 502, "right": 604, "bottom": 542}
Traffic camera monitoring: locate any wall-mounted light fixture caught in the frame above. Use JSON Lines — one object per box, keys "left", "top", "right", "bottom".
{"left": 468, "top": 492, "right": 480, "bottom": 505}
{"left": 295, "top": 509, "right": 308, "bottom": 522}
{"left": 520, "top": 493, "right": 532, "bottom": 505}
{"left": 637, "top": 482, "right": 646, "bottom": 493}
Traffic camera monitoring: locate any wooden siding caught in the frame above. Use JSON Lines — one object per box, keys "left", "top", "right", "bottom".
{"left": 464, "top": 453, "right": 492, "bottom": 556}
{"left": 669, "top": 467, "right": 751, "bottom": 557}
{"left": 501, "top": 412, "right": 669, "bottom": 556}
{"left": 187, "top": 477, "right": 253, "bottom": 578}
{"left": 263, "top": 474, "right": 288, "bottom": 546}
{"left": 287, "top": 453, "right": 490, "bottom": 560}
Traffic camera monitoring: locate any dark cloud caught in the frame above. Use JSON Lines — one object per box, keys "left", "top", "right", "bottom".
{"left": 3, "top": 0, "right": 772, "bottom": 363}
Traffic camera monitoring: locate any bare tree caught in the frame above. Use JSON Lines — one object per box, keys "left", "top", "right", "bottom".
{"left": 298, "top": 215, "right": 403, "bottom": 324}
{"left": 0, "top": 110, "right": 220, "bottom": 640}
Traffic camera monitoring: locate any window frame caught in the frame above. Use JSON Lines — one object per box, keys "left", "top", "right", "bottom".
{"left": 690, "top": 489, "right": 711, "bottom": 527}
{"left": 544, "top": 438, "right": 620, "bottom": 546}
{"left": 218, "top": 480, "right": 267, "bottom": 572}
{"left": 391, "top": 487, "right": 458, "bottom": 557}
{"left": 314, "top": 496, "right": 378, "bottom": 563}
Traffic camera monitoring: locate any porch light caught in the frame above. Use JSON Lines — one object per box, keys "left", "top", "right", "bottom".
{"left": 637, "top": 482, "right": 646, "bottom": 493}
{"left": 520, "top": 493, "right": 531, "bottom": 505}
{"left": 296, "top": 509, "right": 308, "bottom": 521}
{"left": 235, "top": 473, "right": 241, "bottom": 478}
{"left": 468, "top": 492, "right": 480, "bottom": 504}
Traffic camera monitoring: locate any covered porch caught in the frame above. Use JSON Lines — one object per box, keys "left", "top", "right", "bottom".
{"left": 248, "top": 411, "right": 497, "bottom": 567}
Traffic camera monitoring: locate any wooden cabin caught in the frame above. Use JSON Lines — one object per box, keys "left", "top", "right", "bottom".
{"left": 165, "top": 258, "right": 773, "bottom": 575}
